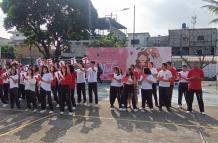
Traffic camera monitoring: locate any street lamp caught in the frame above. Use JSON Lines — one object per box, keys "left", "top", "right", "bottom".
{"left": 106, "top": 8, "right": 130, "bottom": 21}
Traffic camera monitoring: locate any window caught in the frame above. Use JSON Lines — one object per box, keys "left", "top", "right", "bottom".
{"left": 131, "top": 39, "right": 140, "bottom": 45}
{"left": 197, "top": 36, "right": 204, "bottom": 41}
{"left": 16, "top": 34, "right": 19, "bottom": 37}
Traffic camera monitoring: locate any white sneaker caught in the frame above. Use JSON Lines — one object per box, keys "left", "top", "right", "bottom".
{"left": 201, "top": 112, "right": 206, "bottom": 115}
{"left": 178, "top": 105, "right": 182, "bottom": 109}
{"left": 40, "top": 110, "right": 46, "bottom": 113}
{"left": 150, "top": 108, "right": 154, "bottom": 111}
{"left": 68, "top": 112, "right": 73, "bottom": 116}
{"left": 60, "top": 112, "right": 64, "bottom": 115}
{"left": 46, "top": 104, "right": 49, "bottom": 107}
{"left": 33, "top": 109, "right": 37, "bottom": 112}
{"left": 2, "top": 104, "right": 8, "bottom": 108}
{"left": 72, "top": 107, "right": 76, "bottom": 110}
{"left": 133, "top": 109, "right": 138, "bottom": 112}
{"left": 56, "top": 104, "right": 60, "bottom": 108}
{"left": 110, "top": 107, "right": 115, "bottom": 111}
{"left": 64, "top": 106, "right": 68, "bottom": 110}
{"left": 19, "top": 98, "right": 23, "bottom": 101}
{"left": 186, "top": 111, "right": 191, "bottom": 114}
{"left": 119, "top": 108, "right": 123, "bottom": 111}
{"left": 25, "top": 109, "right": 29, "bottom": 112}
{"left": 122, "top": 108, "right": 127, "bottom": 111}
{"left": 49, "top": 111, "right": 54, "bottom": 114}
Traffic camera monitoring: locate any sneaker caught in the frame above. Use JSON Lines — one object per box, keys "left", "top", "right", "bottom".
{"left": 56, "top": 104, "right": 60, "bottom": 108}
{"left": 110, "top": 107, "right": 115, "bottom": 111}
{"left": 46, "top": 104, "right": 49, "bottom": 107}
{"left": 2, "top": 104, "right": 8, "bottom": 108}
{"left": 186, "top": 111, "right": 191, "bottom": 114}
{"left": 25, "top": 109, "right": 29, "bottom": 112}
{"left": 119, "top": 108, "right": 123, "bottom": 111}
{"left": 40, "top": 110, "right": 46, "bottom": 113}
{"left": 64, "top": 106, "right": 68, "bottom": 110}
{"left": 167, "top": 108, "right": 172, "bottom": 112}
{"left": 60, "top": 112, "right": 64, "bottom": 115}
{"left": 68, "top": 112, "right": 73, "bottom": 116}
{"left": 178, "top": 105, "right": 182, "bottom": 109}
{"left": 19, "top": 98, "right": 23, "bottom": 101}
{"left": 133, "top": 109, "right": 138, "bottom": 112}
{"left": 201, "top": 112, "right": 206, "bottom": 115}
{"left": 33, "top": 109, "right": 37, "bottom": 112}
{"left": 122, "top": 108, "right": 127, "bottom": 111}
{"left": 159, "top": 107, "right": 163, "bottom": 111}
{"left": 94, "top": 104, "right": 99, "bottom": 107}
{"left": 150, "top": 108, "right": 154, "bottom": 111}
{"left": 72, "top": 107, "right": 76, "bottom": 110}
{"left": 49, "top": 111, "right": 54, "bottom": 114}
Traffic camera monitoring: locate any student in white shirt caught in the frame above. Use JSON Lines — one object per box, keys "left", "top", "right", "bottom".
{"left": 3, "top": 64, "right": 11, "bottom": 101}
{"left": 9, "top": 68, "right": 20, "bottom": 109}
{"left": 75, "top": 63, "right": 87, "bottom": 105}
{"left": 148, "top": 62, "right": 159, "bottom": 107}
{"left": 139, "top": 68, "right": 155, "bottom": 111}
{"left": 40, "top": 66, "right": 54, "bottom": 113}
{"left": 157, "top": 63, "right": 172, "bottom": 111}
{"left": 109, "top": 67, "right": 122, "bottom": 111}
{"left": 178, "top": 65, "right": 189, "bottom": 108}
{"left": 25, "top": 68, "right": 37, "bottom": 112}
{"left": 19, "top": 65, "right": 26, "bottom": 100}
{"left": 121, "top": 68, "right": 138, "bottom": 111}
{"left": 86, "top": 61, "right": 98, "bottom": 106}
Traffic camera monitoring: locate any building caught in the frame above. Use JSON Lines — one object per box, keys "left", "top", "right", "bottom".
{"left": 147, "top": 36, "right": 169, "bottom": 47}
{"left": 0, "top": 37, "right": 10, "bottom": 45}
{"left": 127, "top": 33, "right": 150, "bottom": 48}
{"left": 169, "top": 28, "right": 217, "bottom": 56}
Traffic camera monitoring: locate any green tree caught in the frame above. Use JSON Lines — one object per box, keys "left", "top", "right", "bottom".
{"left": 90, "top": 33, "right": 127, "bottom": 48}
{"left": 0, "top": 44, "right": 16, "bottom": 59}
{"left": 1, "top": 0, "right": 98, "bottom": 61}
{"left": 202, "top": 0, "right": 218, "bottom": 23}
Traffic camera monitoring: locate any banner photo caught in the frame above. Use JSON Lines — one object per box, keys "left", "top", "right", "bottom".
{"left": 87, "top": 47, "right": 172, "bottom": 80}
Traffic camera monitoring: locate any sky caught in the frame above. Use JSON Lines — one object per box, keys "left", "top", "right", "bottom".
{"left": 0, "top": 0, "right": 217, "bottom": 39}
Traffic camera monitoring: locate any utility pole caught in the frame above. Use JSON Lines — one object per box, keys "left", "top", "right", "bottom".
{"left": 133, "top": 5, "right": 136, "bottom": 48}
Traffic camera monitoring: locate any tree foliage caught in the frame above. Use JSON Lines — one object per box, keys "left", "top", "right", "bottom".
{"left": 202, "top": 0, "right": 218, "bottom": 23}
{"left": 1, "top": 0, "right": 98, "bottom": 61}
{"left": 0, "top": 44, "right": 16, "bottom": 59}
{"left": 90, "top": 33, "right": 127, "bottom": 48}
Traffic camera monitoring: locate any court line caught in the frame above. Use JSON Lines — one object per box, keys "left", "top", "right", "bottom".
{"left": 0, "top": 114, "right": 54, "bottom": 138}
{"left": 0, "top": 107, "right": 218, "bottom": 136}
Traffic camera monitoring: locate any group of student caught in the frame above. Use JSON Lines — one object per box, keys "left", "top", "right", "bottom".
{"left": 0, "top": 61, "right": 99, "bottom": 115}
{"left": 109, "top": 61, "right": 205, "bottom": 114}
{"left": 0, "top": 60, "right": 205, "bottom": 115}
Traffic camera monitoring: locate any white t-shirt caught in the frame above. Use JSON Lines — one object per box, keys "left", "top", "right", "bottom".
{"left": 40, "top": 73, "right": 53, "bottom": 91}
{"left": 76, "top": 69, "right": 86, "bottom": 83}
{"left": 25, "top": 76, "right": 36, "bottom": 91}
{"left": 150, "top": 68, "right": 158, "bottom": 83}
{"left": 140, "top": 75, "right": 155, "bottom": 90}
{"left": 157, "top": 70, "right": 172, "bottom": 87}
{"left": 9, "top": 74, "right": 19, "bottom": 89}
{"left": 19, "top": 71, "right": 26, "bottom": 85}
{"left": 179, "top": 71, "right": 189, "bottom": 83}
{"left": 87, "top": 67, "right": 97, "bottom": 83}
{"left": 111, "top": 73, "right": 122, "bottom": 87}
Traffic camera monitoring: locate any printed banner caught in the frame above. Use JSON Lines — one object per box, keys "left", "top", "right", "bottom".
{"left": 87, "top": 47, "right": 172, "bottom": 80}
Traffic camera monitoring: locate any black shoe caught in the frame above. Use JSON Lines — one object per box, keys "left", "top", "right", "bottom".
{"left": 167, "top": 108, "right": 172, "bottom": 112}
{"left": 159, "top": 107, "right": 163, "bottom": 111}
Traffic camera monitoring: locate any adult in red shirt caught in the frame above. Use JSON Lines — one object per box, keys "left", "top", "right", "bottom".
{"left": 59, "top": 66, "right": 73, "bottom": 115}
{"left": 167, "top": 61, "right": 177, "bottom": 107}
{"left": 187, "top": 62, "right": 205, "bottom": 114}
{"left": 67, "top": 65, "right": 76, "bottom": 109}
{"left": 0, "top": 65, "right": 7, "bottom": 106}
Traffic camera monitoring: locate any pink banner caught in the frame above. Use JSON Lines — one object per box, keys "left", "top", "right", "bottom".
{"left": 88, "top": 47, "right": 171, "bottom": 80}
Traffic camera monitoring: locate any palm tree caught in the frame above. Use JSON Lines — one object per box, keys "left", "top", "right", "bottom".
{"left": 202, "top": 0, "right": 218, "bottom": 23}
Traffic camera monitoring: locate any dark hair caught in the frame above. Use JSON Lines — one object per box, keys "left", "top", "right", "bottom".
{"left": 126, "top": 68, "right": 134, "bottom": 80}
{"left": 32, "top": 65, "right": 39, "bottom": 73}
{"left": 149, "top": 62, "right": 154, "bottom": 66}
{"left": 91, "top": 61, "right": 96, "bottom": 64}
{"left": 61, "top": 66, "right": 68, "bottom": 76}
{"left": 166, "top": 61, "right": 172, "bottom": 66}
{"left": 113, "top": 67, "right": 120, "bottom": 76}
{"left": 69, "top": 65, "right": 75, "bottom": 74}
{"left": 10, "top": 68, "right": 17, "bottom": 75}
{"left": 42, "top": 66, "right": 49, "bottom": 76}
{"left": 162, "top": 63, "right": 168, "bottom": 68}
{"left": 130, "top": 64, "right": 135, "bottom": 69}
{"left": 27, "top": 68, "right": 34, "bottom": 78}
{"left": 182, "top": 65, "right": 187, "bottom": 68}
{"left": 144, "top": 68, "right": 151, "bottom": 75}
{"left": 50, "top": 66, "right": 57, "bottom": 73}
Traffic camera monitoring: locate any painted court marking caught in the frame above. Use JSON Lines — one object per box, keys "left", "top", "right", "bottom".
{"left": 0, "top": 108, "right": 218, "bottom": 137}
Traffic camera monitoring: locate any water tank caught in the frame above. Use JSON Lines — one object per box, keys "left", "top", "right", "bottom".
{"left": 182, "top": 23, "right": 186, "bottom": 29}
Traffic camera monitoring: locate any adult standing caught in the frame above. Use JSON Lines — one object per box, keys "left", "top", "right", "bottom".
{"left": 186, "top": 63, "right": 205, "bottom": 114}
